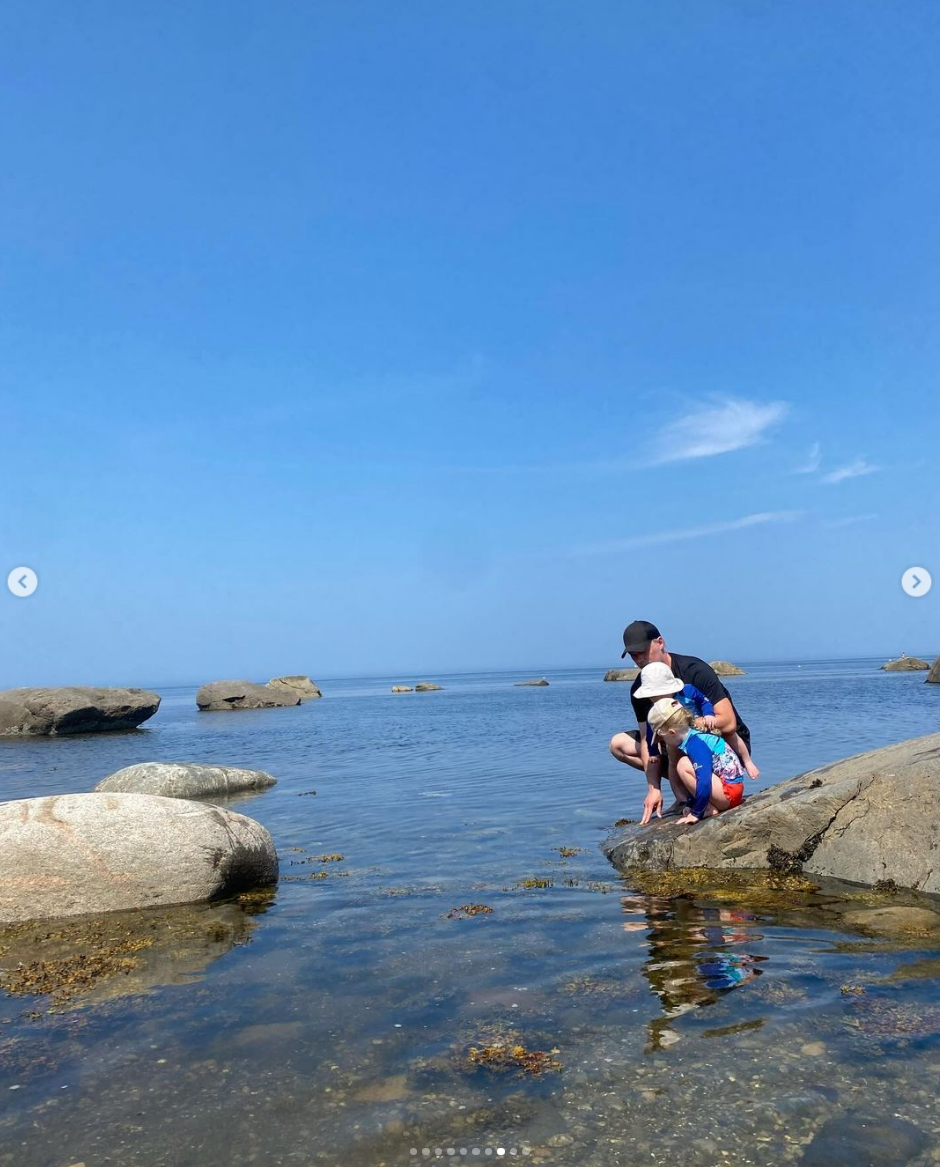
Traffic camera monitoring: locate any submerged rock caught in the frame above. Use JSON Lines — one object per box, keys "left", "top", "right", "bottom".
{"left": 802, "top": 1113, "right": 930, "bottom": 1167}
{"left": 604, "top": 668, "right": 639, "bottom": 682}
{"left": 0, "top": 686, "right": 161, "bottom": 736}
{"left": 602, "top": 732, "right": 940, "bottom": 892}
{"left": 709, "top": 660, "right": 746, "bottom": 676}
{"left": 0, "top": 792, "right": 278, "bottom": 924}
{"left": 515, "top": 678, "right": 549, "bottom": 687}
{"left": 881, "top": 655, "right": 930, "bottom": 671}
{"left": 0, "top": 895, "right": 270, "bottom": 1009}
{"left": 267, "top": 675, "right": 322, "bottom": 700}
{"left": 196, "top": 680, "right": 300, "bottom": 711}
{"left": 95, "top": 762, "right": 277, "bottom": 799}
{"left": 415, "top": 682, "right": 443, "bottom": 691}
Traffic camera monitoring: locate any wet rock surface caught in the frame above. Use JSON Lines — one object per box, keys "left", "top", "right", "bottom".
{"left": 0, "top": 687, "right": 161, "bottom": 736}
{"left": 603, "top": 732, "right": 940, "bottom": 892}
{"left": 0, "top": 793, "right": 278, "bottom": 923}
{"left": 94, "top": 762, "right": 277, "bottom": 799}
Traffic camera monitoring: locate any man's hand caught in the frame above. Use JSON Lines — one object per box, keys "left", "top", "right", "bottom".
{"left": 641, "top": 787, "right": 664, "bottom": 825}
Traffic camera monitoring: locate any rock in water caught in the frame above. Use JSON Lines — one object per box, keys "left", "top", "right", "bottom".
{"left": 602, "top": 732, "right": 940, "bottom": 892}
{"left": 881, "top": 655, "right": 930, "bottom": 671}
{"left": 414, "top": 682, "right": 443, "bottom": 691}
{"left": 0, "top": 793, "right": 278, "bottom": 924}
{"left": 802, "top": 1113, "right": 929, "bottom": 1167}
{"left": 95, "top": 762, "right": 277, "bottom": 799}
{"left": 0, "top": 687, "right": 161, "bottom": 736}
{"left": 515, "top": 678, "right": 549, "bottom": 686}
{"left": 709, "top": 660, "right": 746, "bottom": 676}
{"left": 928, "top": 652, "right": 940, "bottom": 683}
{"left": 391, "top": 685, "right": 413, "bottom": 693}
{"left": 196, "top": 680, "right": 300, "bottom": 711}
{"left": 267, "top": 675, "right": 322, "bottom": 700}
{"left": 604, "top": 668, "right": 639, "bottom": 682}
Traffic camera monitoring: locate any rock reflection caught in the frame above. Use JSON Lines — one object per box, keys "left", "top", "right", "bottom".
{"left": 0, "top": 890, "right": 273, "bottom": 1010}
{"left": 621, "top": 894, "right": 765, "bottom": 1050}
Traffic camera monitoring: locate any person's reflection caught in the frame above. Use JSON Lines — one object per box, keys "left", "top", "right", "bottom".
{"left": 621, "top": 894, "right": 764, "bottom": 1051}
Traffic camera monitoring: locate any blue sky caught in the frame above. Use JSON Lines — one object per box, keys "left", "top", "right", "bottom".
{"left": 2, "top": 1, "right": 938, "bottom": 686}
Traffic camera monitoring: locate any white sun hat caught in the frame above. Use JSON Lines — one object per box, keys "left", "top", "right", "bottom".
{"left": 635, "top": 661, "right": 684, "bottom": 699}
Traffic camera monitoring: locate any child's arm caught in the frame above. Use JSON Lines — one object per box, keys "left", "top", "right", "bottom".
{"left": 679, "top": 736, "right": 714, "bottom": 822}
{"left": 689, "top": 684, "right": 717, "bottom": 732}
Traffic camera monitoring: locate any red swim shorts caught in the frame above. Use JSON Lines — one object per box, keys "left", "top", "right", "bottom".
{"left": 721, "top": 780, "right": 744, "bottom": 808}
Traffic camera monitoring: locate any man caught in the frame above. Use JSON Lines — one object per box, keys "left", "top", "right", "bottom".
{"left": 608, "top": 620, "right": 752, "bottom": 825}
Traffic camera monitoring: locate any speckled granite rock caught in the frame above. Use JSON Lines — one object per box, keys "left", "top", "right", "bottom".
{"left": 95, "top": 762, "right": 276, "bottom": 799}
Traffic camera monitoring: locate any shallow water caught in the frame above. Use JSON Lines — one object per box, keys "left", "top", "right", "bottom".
{"left": 1, "top": 659, "right": 940, "bottom": 1166}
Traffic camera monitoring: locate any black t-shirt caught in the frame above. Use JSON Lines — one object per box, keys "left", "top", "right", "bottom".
{"left": 630, "top": 652, "right": 751, "bottom": 746}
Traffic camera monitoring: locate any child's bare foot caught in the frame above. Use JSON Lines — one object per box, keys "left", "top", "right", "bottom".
{"left": 745, "top": 760, "right": 761, "bottom": 780}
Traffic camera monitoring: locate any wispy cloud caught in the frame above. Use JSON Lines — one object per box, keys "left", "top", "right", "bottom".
{"left": 793, "top": 442, "right": 821, "bottom": 474}
{"left": 821, "top": 459, "right": 880, "bottom": 485}
{"left": 571, "top": 511, "right": 802, "bottom": 557}
{"left": 822, "top": 513, "right": 878, "bottom": 528}
{"left": 649, "top": 397, "right": 788, "bottom": 466}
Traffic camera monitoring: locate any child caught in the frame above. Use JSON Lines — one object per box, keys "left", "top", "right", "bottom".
{"left": 635, "top": 661, "right": 760, "bottom": 780}
{"left": 647, "top": 698, "right": 746, "bottom": 825}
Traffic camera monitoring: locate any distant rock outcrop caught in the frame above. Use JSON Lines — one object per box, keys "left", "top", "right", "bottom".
{"left": 196, "top": 680, "right": 300, "bottom": 712}
{"left": 928, "top": 653, "right": 940, "bottom": 684}
{"left": 267, "top": 675, "right": 322, "bottom": 700}
{"left": 881, "top": 655, "right": 930, "bottom": 672}
{"left": 604, "top": 668, "right": 639, "bottom": 682}
{"left": 0, "top": 793, "right": 278, "bottom": 924}
{"left": 414, "top": 682, "right": 443, "bottom": 692}
{"left": 391, "top": 685, "right": 413, "bottom": 693}
{"left": 95, "top": 762, "right": 277, "bottom": 799}
{"left": 602, "top": 732, "right": 940, "bottom": 893}
{"left": 709, "top": 661, "right": 746, "bottom": 676}
{"left": 515, "top": 678, "right": 549, "bottom": 687}
{"left": 0, "top": 687, "right": 160, "bottom": 737}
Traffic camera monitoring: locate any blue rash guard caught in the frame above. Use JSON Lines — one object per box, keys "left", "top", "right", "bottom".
{"left": 678, "top": 729, "right": 745, "bottom": 819}
{"left": 644, "top": 683, "right": 715, "bottom": 758}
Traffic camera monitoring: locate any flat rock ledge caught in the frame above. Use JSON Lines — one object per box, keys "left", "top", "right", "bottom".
{"left": 602, "top": 732, "right": 940, "bottom": 893}
{"left": 267, "top": 675, "right": 322, "bottom": 700}
{"left": 95, "top": 762, "right": 277, "bottom": 799}
{"left": 0, "top": 793, "right": 278, "bottom": 924}
{"left": 515, "top": 678, "right": 549, "bottom": 687}
{"left": 0, "top": 687, "right": 161, "bottom": 736}
{"left": 196, "top": 680, "right": 301, "bottom": 711}
{"left": 881, "top": 655, "right": 930, "bottom": 671}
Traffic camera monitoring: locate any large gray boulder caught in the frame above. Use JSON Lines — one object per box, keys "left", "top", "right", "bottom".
{"left": 196, "top": 680, "right": 300, "bottom": 711}
{"left": 928, "top": 653, "right": 940, "bottom": 683}
{"left": 95, "top": 762, "right": 277, "bottom": 799}
{"left": 267, "top": 675, "right": 322, "bottom": 700}
{"left": 604, "top": 668, "right": 639, "bottom": 682}
{"left": 881, "top": 655, "right": 930, "bottom": 671}
{"left": 0, "top": 686, "right": 160, "bottom": 736}
{"left": 0, "top": 793, "right": 278, "bottom": 924}
{"left": 602, "top": 732, "right": 940, "bottom": 893}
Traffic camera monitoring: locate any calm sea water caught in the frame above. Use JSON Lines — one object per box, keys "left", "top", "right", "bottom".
{"left": 1, "top": 659, "right": 939, "bottom": 1166}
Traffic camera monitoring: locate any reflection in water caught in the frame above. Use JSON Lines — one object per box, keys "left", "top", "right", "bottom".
{"left": 0, "top": 891, "right": 273, "bottom": 1010}
{"left": 621, "top": 894, "right": 765, "bottom": 1050}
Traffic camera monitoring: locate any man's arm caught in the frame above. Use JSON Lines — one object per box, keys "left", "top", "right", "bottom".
{"left": 710, "top": 697, "right": 737, "bottom": 735}
{"left": 640, "top": 722, "right": 664, "bottom": 825}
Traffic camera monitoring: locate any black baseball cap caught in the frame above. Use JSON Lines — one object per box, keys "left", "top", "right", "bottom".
{"left": 621, "top": 620, "right": 661, "bottom": 658}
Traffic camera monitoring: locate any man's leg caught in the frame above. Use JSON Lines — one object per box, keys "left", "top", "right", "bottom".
{"left": 609, "top": 729, "right": 644, "bottom": 772}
